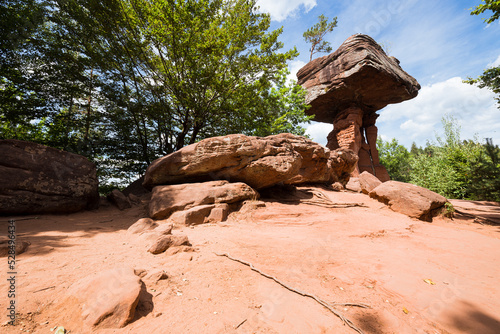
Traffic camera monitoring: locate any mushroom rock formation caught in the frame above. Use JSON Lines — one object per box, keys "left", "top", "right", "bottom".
{"left": 297, "top": 34, "right": 420, "bottom": 181}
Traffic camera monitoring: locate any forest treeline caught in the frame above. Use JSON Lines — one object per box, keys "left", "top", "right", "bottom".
{"left": 377, "top": 116, "right": 500, "bottom": 202}
{"left": 1, "top": 0, "right": 311, "bottom": 190}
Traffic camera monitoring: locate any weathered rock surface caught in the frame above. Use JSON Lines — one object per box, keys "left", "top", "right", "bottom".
{"left": 143, "top": 133, "right": 356, "bottom": 190}
{"left": 63, "top": 267, "right": 142, "bottom": 328}
{"left": 148, "top": 234, "right": 191, "bottom": 254}
{"left": 0, "top": 238, "right": 30, "bottom": 257}
{"left": 154, "top": 223, "right": 173, "bottom": 235}
{"left": 127, "top": 218, "right": 158, "bottom": 235}
{"left": 281, "top": 133, "right": 356, "bottom": 185}
{"left": 122, "top": 175, "right": 150, "bottom": 197}
{"left": 359, "top": 171, "right": 382, "bottom": 194}
{"left": 345, "top": 177, "right": 361, "bottom": 192}
{"left": 297, "top": 34, "right": 420, "bottom": 123}
{"left": 0, "top": 139, "right": 99, "bottom": 214}
{"left": 369, "top": 181, "right": 447, "bottom": 221}
{"left": 107, "top": 189, "right": 132, "bottom": 210}
{"left": 149, "top": 181, "right": 258, "bottom": 220}
{"left": 169, "top": 203, "right": 230, "bottom": 226}
{"left": 143, "top": 134, "right": 301, "bottom": 190}
{"left": 297, "top": 34, "right": 420, "bottom": 180}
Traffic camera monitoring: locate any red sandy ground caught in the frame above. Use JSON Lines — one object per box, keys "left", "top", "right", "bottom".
{"left": 1, "top": 188, "right": 500, "bottom": 334}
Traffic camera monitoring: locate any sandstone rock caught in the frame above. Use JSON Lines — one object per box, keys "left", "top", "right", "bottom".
{"left": 143, "top": 134, "right": 302, "bottom": 190}
{"left": 359, "top": 171, "right": 382, "bottom": 194}
{"left": 297, "top": 34, "right": 420, "bottom": 180}
{"left": 0, "top": 139, "right": 99, "bottom": 214}
{"left": 239, "top": 200, "right": 266, "bottom": 213}
{"left": 145, "top": 270, "right": 169, "bottom": 283}
{"left": 331, "top": 182, "right": 344, "bottom": 192}
{"left": 297, "top": 34, "right": 420, "bottom": 123}
{"left": 134, "top": 269, "right": 148, "bottom": 278}
{"left": 107, "top": 189, "right": 132, "bottom": 210}
{"left": 369, "top": 181, "right": 447, "bottom": 221}
{"left": 279, "top": 133, "right": 354, "bottom": 185}
{"left": 148, "top": 235, "right": 191, "bottom": 255}
{"left": 122, "top": 175, "right": 150, "bottom": 197}
{"left": 128, "top": 193, "right": 142, "bottom": 205}
{"left": 345, "top": 177, "right": 361, "bottom": 192}
{"left": 64, "top": 267, "right": 142, "bottom": 328}
{"left": 154, "top": 223, "right": 173, "bottom": 235}
{"left": 169, "top": 205, "right": 216, "bottom": 226}
{"left": 144, "top": 133, "right": 357, "bottom": 190}
{"left": 206, "top": 203, "right": 230, "bottom": 223}
{"left": 127, "top": 218, "right": 158, "bottom": 235}
{"left": 328, "top": 148, "right": 359, "bottom": 185}
{"left": 0, "top": 238, "right": 30, "bottom": 257}
{"left": 149, "top": 181, "right": 258, "bottom": 220}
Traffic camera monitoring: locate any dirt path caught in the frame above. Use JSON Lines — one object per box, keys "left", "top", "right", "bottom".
{"left": 2, "top": 189, "right": 500, "bottom": 333}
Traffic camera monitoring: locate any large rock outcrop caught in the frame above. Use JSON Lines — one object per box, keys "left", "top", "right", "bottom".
{"left": 297, "top": 34, "right": 420, "bottom": 181}
{"left": 0, "top": 139, "right": 99, "bottom": 214}
{"left": 143, "top": 133, "right": 357, "bottom": 190}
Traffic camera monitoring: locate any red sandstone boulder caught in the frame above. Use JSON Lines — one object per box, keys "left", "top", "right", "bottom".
{"left": 149, "top": 180, "right": 258, "bottom": 220}
{"left": 143, "top": 134, "right": 302, "bottom": 190}
{"left": 148, "top": 234, "right": 191, "bottom": 254}
{"left": 107, "top": 189, "right": 132, "bottom": 210}
{"left": 61, "top": 267, "right": 142, "bottom": 329}
{"left": 127, "top": 218, "right": 158, "bottom": 235}
{"left": 359, "top": 171, "right": 382, "bottom": 194}
{"left": 369, "top": 181, "right": 447, "bottom": 221}
{"left": 0, "top": 139, "right": 99, "bottom": 214}
{"left": 143, "top": 133, "right": 357, "bottom": 190}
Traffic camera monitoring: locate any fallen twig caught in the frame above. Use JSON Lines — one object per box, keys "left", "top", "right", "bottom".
{"left": 32, "top": 286, "right": 55, "bottom": 293}
{"left": 215, "top": 252, "right": 369, "bottom": 334}
{"left": 235, "top": 318, "right": 247, "bottom": 329}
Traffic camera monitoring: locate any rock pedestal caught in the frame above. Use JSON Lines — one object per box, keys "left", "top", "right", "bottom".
{"left": 297, "top": 34, "right": 421, "bottom": 181}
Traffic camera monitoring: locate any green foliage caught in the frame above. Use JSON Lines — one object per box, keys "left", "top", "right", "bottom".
{"left": 377, "top": 137, "right": 411, "bottom": 182}
{"left": 1, "top": 0, "right": 311, "bottom": 192}
{"left": 303, "top": 14, "right": 338, "bottom": 61}
{"left": 467, "top": 1, "right": 500, "bottom": 107}
{"left": 464, "top": 67, "right": 500, "bottom": 107}
{"left": 470, "top": 0, "right": 500, "bottom": 24}
{"left": 378, "top": 116, "right": 500, "bottom": 201}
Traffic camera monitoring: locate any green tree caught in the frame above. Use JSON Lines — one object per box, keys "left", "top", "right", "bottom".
{"left": 1, "top": 0, "right": 312, "bottom": 190}
{"left": 470, "top": 0, "right": 500, "bottom": 24}
{"left": 466, "top": 1, "right": 500, "bottom": 107}
{"left": 467, "top": 138, "right": 500, "bottom": 201}
{"left": 377, "top": 137, "right": 411, "bottom": 182}
{"left": 409, "top": 116, "right": 484, "bottom": 199}
{"left": 303, "top": 14, "right": 338, "bottom": 61}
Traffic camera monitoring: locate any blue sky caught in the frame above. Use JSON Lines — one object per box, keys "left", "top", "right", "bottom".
{"left": 256, "top": 0, "right": 500, "bottom": 148}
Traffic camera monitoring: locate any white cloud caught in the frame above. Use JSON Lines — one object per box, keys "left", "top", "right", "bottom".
{"left": 256, "top": 0, "right": 316, "bottom": 22}
{"left": 287, "top": 60, "right": 306, "bottom": 83}
{"left": 305, "top": 122, "right": 331, "bottom": 146}
{"left": 377, "top": 77, "right": 499, "bottom": 147}
{"left": 488, "top": 55, "right": 500, "bottom": 68}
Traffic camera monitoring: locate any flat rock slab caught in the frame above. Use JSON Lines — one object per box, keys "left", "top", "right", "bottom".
{"left": 297, "top": 34, "right": 420, "bottom": 123}
{"left": 369, "top": 181, "right": 447, "bottom": 221}
{"left": 62, "top": 267, "right": 142, "bottom": 329}
{"left": 0, "top": 139, "right": 99, "bottom": 214}
{"left": 149, "top": 180, "right": 258, "bottom": 220}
